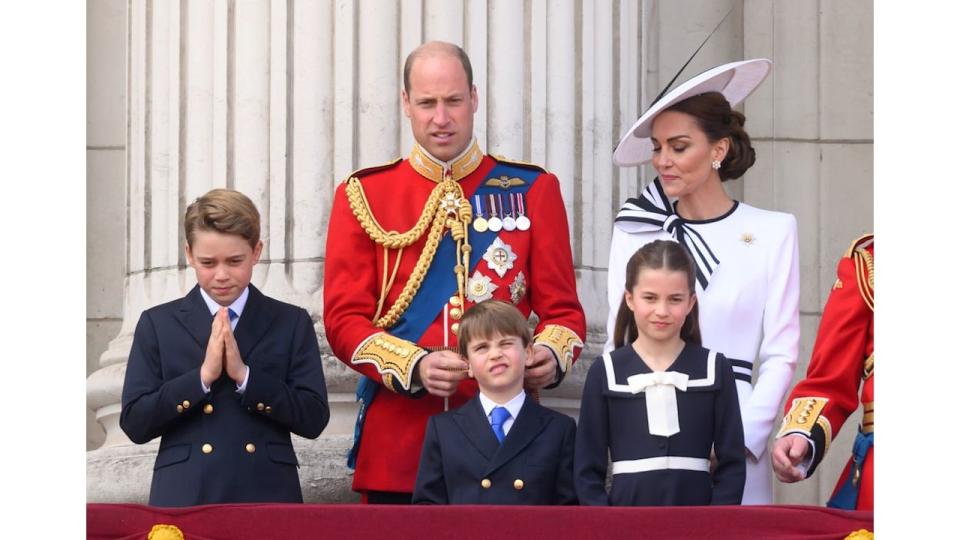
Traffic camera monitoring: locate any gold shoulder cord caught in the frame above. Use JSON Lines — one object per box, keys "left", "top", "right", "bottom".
{"left": 854, "top": 247, "right": 874, "bottom": 312}
{"left": 345, "top": 175, "right": 472, "bottom": 329}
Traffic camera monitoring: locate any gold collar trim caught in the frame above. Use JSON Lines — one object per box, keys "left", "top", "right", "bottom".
{"left": 409, "top": 139, "right": 484, "bottom": 183}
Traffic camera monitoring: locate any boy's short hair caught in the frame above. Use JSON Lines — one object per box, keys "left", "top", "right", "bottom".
{"left": 184, "top": 189, "right": 261, "bottom": 248}
{"left": 457, "top": 300, "right": 532, "bottom": 357}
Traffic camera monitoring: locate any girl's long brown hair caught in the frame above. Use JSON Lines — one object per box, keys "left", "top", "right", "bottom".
{"left": 613, "top": 240, "right": 701, "bottom": 348}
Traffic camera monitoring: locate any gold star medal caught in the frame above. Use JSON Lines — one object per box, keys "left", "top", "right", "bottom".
{"left": 483, "top": 238, "right": 517, "bottom": 278}
{"left": 467, "top": 271, "right": 497, "bottom": 303}
{"left": 509, "top": 271, "right": 527, "bottom": 305}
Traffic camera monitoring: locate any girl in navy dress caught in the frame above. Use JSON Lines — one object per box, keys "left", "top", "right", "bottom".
{"left": 575, "top": 240, "right": 745, "bottom": 506}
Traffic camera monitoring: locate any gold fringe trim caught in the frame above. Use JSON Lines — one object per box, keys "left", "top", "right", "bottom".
{"left": 854, "top": 247, "right": 874, "bottom": 312}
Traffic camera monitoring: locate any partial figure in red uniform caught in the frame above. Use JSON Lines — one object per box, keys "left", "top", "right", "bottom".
{"left": 772, "top": 234, "right": 874, "bottom": 510}
{"left": 323, "top": 41, "right": 586, "bottom": 503}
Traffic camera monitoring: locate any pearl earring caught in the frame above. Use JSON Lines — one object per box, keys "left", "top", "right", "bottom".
{"left": 711, "top": 160, "right": 721, "bottom": 170}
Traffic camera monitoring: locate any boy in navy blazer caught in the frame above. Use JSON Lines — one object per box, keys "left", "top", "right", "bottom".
{"left": 412, "top": 300, "right": 577, "bottom": 505}
{"left": 120, "top": 189, "right": 329, "bottom": 507}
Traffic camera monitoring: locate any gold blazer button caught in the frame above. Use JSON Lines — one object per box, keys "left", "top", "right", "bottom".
{"left": 481, "top": 478, "right": 491, "bottom": 489}
{"left": 201, "top": 443, "right": 213, "bottom": 454}
{"left": 514, "top": 479, "right": 524, "bottom": 490}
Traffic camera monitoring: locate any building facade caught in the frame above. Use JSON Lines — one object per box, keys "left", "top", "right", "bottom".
{"left": 87, "top": 0, "right": 873, "bottom": 505}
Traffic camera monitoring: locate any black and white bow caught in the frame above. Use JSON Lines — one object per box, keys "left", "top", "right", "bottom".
{"left": 614, "top": 178, "right": 720, "bottom": 290}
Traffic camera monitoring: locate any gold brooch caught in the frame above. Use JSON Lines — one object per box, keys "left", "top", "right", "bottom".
{"left": 741, "top": 232, "right": 755, "bottom": 246}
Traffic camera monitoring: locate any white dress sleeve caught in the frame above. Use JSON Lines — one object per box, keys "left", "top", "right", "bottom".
{"left": 741, "top": 213, "right": 801, "bottom": 458}
{"left": 605, "top": 227, "right": 631, "bottom": 353}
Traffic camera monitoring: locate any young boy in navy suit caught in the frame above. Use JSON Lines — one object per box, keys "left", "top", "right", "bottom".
{"left": 412, "top": 300, "right": 577, "bottom": 504}
{"left": 120, "top": 189, "right": 329, "bottom": 507}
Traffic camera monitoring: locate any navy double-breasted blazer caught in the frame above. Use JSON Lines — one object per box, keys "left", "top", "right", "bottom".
{"left": 120, "top": 285, "right": 329, "bottom": 507}
{"left": 412, "top": 394, "right": 577, "bottom": 505}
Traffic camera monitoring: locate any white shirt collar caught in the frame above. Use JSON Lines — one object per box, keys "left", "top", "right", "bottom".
{"left": 198, "top": 286, "right": 250, "bottom": 319}
{"left": 478, "top": 388, "right": 526, "bottom": 420}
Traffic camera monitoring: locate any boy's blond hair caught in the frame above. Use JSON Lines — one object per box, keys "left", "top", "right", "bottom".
{"left": 457, "top": 300, "right": 532, "bottom": 358}
{"left": 184, "top": 189, "right": 261, "bottom": 248}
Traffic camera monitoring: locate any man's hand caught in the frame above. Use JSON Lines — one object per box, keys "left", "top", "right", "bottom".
{"left": 771, "top": 435, "right": 810, "bottom": 483}
{"left": 416, "top": 350, "right": 468, "bottom": 397}
{"left": 221, "top": 308, "right": 248, "bottom": 385}
{"left": 523, "top": 345, "right": 558, "bottom": 391}
{"left": 200, "top": 310, "right": 226, "bottom": 387}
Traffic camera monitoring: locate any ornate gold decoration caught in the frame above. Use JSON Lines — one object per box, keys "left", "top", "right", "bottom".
{"left": 833, "top": 278, "right": 843, "bottom": 290}
{"left": 854, "top": 246, "right": 874, "bottom": 312}
{"left": 485, "top": 175, "right": 526, "bottom": 189}
{"left": 409, "top": 141, "right": 483, "bottom": 183}
{"left": 352, "top": 333, "right": 427, "bottom": 392}
{"left": 509, "top": 271, "right": 527, "bottom": 305}
{"left": 740, "top": 232, "right": 755, "bottom": 245}
{"left": 778, "top": 397, "right": 833, "bottom": 454}
{"left": 148, "top": 524, "right": 185, "bottom": 540}
{"left": 345, "top": 169, "right": 473, "bottom": 330}
{"left": 863, "top": 352, "right": 874, "bottom": 380}
{"left": 843, "top": 529, "right": 874, "bottom": 540}
{"left": 533, "top": 324, "right": 584, "bottom": 373}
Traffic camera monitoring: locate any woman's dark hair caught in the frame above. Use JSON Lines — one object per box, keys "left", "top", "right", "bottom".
{"left": 613, "top": 240, "right": 701, "bottom": 348}
{"left": 663, "top": 91, "right": 755, "bottom": 181}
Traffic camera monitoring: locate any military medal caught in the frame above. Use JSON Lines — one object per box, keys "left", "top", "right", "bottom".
{"left": 467, "top": 271, "right": 497, "bottom": 303}
{"left": 472, "top": 195, "right": 488, "bottom": 232}
{"left": 487, "top": 194, "right": 502, "bottom": 232}
{"left": 509, "top": 271, "right": 527, "bottom": 305}
{"left": 483, "top": 238, "right": 517, "bottom": 278}
{"left": 515, "top": 193, "right": 531, "bottom": 231}
{"left": 501, "top": 193, "right": 516, "bottom": 231}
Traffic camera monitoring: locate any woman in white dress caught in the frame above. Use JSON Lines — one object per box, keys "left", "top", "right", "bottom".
{"left": 605, "top": 59, "right": 799, "bottom": 505}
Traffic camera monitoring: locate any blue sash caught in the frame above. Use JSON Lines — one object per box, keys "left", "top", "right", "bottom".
{"left": 826, "top": 430, "right": 874, "bottom": 510}
{"left": 347, "top": 162, "right": 541, "bottom": 469}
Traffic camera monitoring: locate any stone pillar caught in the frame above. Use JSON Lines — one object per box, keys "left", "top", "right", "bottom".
{"left": 87, "top": 0, "right": 645, "bottom": 503}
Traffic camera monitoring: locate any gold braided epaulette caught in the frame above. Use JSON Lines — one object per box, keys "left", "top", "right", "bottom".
{"left": 491, "top": 154, "right": 547, "bottom": 173}
{"left": 854, "top": 246, "right": 874, "bottom": 312}
{"left": 843, "top": 233, "right": 874, "bottom": 258}
{"left": 533, "top": 325, "right": 584, "bottom": 374}
{"left": 778, "top": 397, "right": 833, "bottom": 454}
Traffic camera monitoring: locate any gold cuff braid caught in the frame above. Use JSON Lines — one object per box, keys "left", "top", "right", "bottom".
{"left": 778, "top": 397, "right": 833, "bottom": 454}
{"left": 533, "top": 325, "right": 584, "bottom": 374}
{"left": 352, "top": 333, "right": 427, "bottom": 392}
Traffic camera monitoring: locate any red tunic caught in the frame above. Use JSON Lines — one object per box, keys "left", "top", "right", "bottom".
{"left": 776, "top": 234, "right": 874, "bottom": 510}
{"left": 323, "top": 142, "right": 586, "bottom": 494}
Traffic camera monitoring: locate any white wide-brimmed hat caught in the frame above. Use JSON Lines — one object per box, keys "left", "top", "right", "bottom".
{"left": 613, "top": 58, "right": 772, "bottom": 166}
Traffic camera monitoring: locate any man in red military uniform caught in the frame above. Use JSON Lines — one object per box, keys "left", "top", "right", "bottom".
{"left": 772, "top": 234, "right": 874, "bottom": 510}
{"left": 323, "top": 41, "right": 586, "bottom": 503}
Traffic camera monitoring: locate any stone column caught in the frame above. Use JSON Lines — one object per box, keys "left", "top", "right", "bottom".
{"left": 86, "top": 0, "right": 645, "bottom": 503}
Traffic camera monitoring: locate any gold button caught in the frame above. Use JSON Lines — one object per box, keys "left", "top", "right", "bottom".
{"left": 202, "top": 443, "right": 213, "bottom": 454}
{"left": 265, "top": 406, "right": 272, "bottom": 414}
{"left": 481, "top": 478, "right": 491, "bottom": 489}
{"left": 451, "top": 323, "right": 460, "bottom": 335}
{"left": 450, "top": 308, "right": 462, "bottom": 320}
{"left": 176, "top": 405, "right": 184, "bottom": 413}
{"left": 182, "top": 400, "right": 191, "bottom": 409}
{"left": 257, "top": 402, "right": 265, "bottom": 411}
{"left": 450, "top": 296, "right": 462, "bottom": 307}
{"left": 514, "top": 479, "right": 524, "bottom": 490}
{"left": 203, "top": 404, "right": 214, "bottom": 414}
{"left": 245, "top": 443, "right": 256, "bottom": 454}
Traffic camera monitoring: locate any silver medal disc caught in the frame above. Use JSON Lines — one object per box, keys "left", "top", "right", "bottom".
{"left": 516, "top": 215, "right": 531, "bottom": 231}
{"left": 502, "top": 216, "right": 516, "bottom": 231}
{"left": 487, "top": 217, "right": 503, "bottom": 232}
